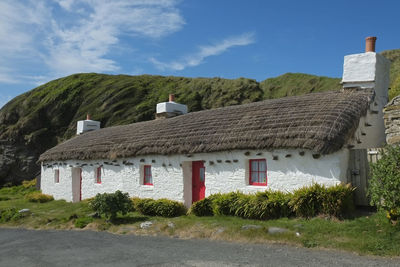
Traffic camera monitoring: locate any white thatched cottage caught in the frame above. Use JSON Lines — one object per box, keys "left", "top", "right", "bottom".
{"left": 39, "top": 37, "right": 390, "bottom": 207}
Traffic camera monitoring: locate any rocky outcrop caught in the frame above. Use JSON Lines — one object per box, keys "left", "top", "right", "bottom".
{"left": 0, "top": 140, "right": 39, "bottom": 186}
{"left": 384, "top": 95, "right": 400, "bottom": 145}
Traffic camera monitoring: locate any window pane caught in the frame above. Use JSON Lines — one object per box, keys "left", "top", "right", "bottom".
{"left": 251, "top": 160, "right": 258, "bottom": 172}
{"left": 259, "top": 160, "right": 266, "bottom": 172}
{"left": 199, "top": 168, "right": 205, "bottom": 182}
{"left": 144, "top": 166, "right": 152, "bottom": 184}
{"left": 259, "top": 172, "right": 266, "bottom": 183}
{"left": 251, "top": 171, "right": 258, "bottom": 183}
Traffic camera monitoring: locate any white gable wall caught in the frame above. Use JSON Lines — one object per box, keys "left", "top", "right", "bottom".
{"left": 41, "top": 148, "right": 349, "bottom": 206}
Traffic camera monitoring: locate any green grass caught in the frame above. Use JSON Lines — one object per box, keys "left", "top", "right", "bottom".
{"left": 1, "top": 186, "right": 400, "bottom": 256}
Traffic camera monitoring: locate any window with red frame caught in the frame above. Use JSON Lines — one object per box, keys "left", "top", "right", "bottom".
{"left": 249, "top": 159, "right": 267, "bottom": 186}
{"left": 143, "top": 165, "right": 153, "bottom": 185}
{"left": 96, "top": 167, "right": 102, "bottom": 184}
{"left": 54, "top": 169, "right": 59, "bottom": 183}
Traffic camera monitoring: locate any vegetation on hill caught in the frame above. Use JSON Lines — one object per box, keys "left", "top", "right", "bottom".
{"left": 260, "top": 73, "right": 341, "bottom": 99}
{"left": 381, "top": 49, "right": 400, "bottom": 100}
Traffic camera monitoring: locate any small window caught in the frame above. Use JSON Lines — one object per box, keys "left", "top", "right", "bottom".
{"left": 249, "top": 159, "right": 267, "bottom": 186}
{"left": 143, "top": 165, "right": 153, "bottom": 185}
{"left": 54, "top": 169, "right": 60, "bottom": 183}
{"left": 96, "top": 167, "right": 102, "bottom": 184}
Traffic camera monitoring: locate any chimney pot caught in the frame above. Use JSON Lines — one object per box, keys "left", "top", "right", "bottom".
{"left": 169, "top": 94, "right": 175, "bottom": 102}
{"left": 365, "top": 36, "right": 377, "bottom": 52}
{"left": 86, "top": 114, "right": 91, "bottom": 120}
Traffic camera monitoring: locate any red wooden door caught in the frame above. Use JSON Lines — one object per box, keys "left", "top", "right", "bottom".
{"left": 192, "top": 161, "right": 205, "bottom": 203}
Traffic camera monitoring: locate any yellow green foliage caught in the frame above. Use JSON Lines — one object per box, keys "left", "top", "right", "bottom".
{"left": 25, "top": 192, "right": 54, "bottom": 203}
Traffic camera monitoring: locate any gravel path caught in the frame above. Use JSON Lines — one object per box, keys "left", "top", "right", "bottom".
{"left": 0, "top": 228, "right": 399, "bottom": 266}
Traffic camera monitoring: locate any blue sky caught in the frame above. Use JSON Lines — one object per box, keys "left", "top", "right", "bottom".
{"left": 0, "top": 0, "right": 399, "bottom": 107}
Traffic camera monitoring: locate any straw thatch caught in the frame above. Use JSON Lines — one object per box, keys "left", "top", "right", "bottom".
{"left": 39, "top": 89, "right": 374, "bottom": 162}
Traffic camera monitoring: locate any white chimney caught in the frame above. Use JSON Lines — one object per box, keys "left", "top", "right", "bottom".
{"left": 77, "top": 114, "right": 100, "bottom": 135}
{"left": 342, "top": 36, "right": 390, "bottom": 99}
{"left": 342, "top": 37, "right": 391, "bottom": 149}
{"left": 156, "top": 94, "right": 188, "bottom": 119}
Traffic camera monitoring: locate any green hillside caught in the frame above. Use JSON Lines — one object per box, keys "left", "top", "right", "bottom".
{"left": 1, "top": 48, "right": 400, "bottom": 186}
{"left": 260, "top": 73, "right": 341, "bottom": 99}
{"left": 381, "top": 49, "right": 400, "bottom": 99}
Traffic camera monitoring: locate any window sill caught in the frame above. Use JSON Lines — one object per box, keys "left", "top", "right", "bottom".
{"left": 246, "top": 185, "right": 267, "bottom": 189}
{"left": 141, "top": 185, "right": 154, "bottom": 190}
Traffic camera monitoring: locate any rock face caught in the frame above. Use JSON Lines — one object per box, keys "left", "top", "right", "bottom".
{"left": 0, "top": 140, "right": 39, "bottom": 186}
{"left": 384, "top": 95, "right": 400, "bottom": 145}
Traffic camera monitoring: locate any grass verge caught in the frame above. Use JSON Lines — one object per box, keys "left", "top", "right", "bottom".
{"left": 1, "top": 186, "right": 400, "bottom": 256}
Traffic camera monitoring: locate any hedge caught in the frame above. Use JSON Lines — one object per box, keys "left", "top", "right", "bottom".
{"left": 190, "top": 184, "right": 354, "bottom": 219}
{"left": 134, "top": 198, "right": 186, "bottom": 217}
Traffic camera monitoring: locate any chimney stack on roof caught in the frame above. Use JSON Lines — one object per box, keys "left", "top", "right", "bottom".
{"left": 341, "top": 36, "right": 390, "bottom": 98}
{"left": 77, "top": 114, "right": 100, "bottom": 135}
{"left": 365, "top": 36, "right": 377, "bottom": 52}
{"left": 156, "top": 93, "right": 188, "bottom": 120}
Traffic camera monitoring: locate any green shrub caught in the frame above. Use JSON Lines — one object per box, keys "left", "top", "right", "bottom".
{"left": 322, "top": 184, "right": 355, "bottom": 218}
{"left": 290, "top": 184, "right": 325, "bottom": 218}
{"left": 230, "top": 191, "right": 292, "bottom": 220}
{"left": 190, "top": 198, "right": 214, "bottom": 216}
{"left": 89, "top": 190, "right": 133, "bottom": 220}
{"left": 74, "top": 217, "right": 93, "bottom": 228}
{"left": 0, "top": 196, "right": 10, "bottom": 201}
{"left": 213, "top": 192, "right": 244, "bottom": 216}
{"left": 135, "top": 198, "right": 186, "bottom": 217}
{"left": 25, "top": 192, "right": 54, "bottom": 203}
{"left": 369, "top": 146, "right": 400, "bottom": 222}
{"left": 0, "top": 208, "right": 22, "bottom": 222}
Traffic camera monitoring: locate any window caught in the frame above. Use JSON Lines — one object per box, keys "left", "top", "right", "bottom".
{"left": 143, "top": 165, "right": 153, "bottom": 185}
{"left": 96, "top": 167, "right": 102, "bottom": 184}
{"left": 249, "top": 159, "right": 267, "bottom": 186}
{"left": 54, "top": 169, "right": 59, "bottom": 183}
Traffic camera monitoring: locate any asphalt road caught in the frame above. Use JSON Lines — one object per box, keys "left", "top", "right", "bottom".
{"left": 0, "top": 228, "right": 399, "bottom": 267}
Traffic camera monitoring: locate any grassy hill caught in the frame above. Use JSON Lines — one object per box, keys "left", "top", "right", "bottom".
{"left": 1, "top": 48, "right": 400, "bottom": 186}
{"left": 260, "top": 73, "right": 341, "bottom": 99}
{"left": 381, "top": 49, "right": 400, "bottom": 99}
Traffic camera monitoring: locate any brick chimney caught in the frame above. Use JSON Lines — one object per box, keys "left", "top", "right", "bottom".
{"left": 365, "top": 36, "right": 377, "bottom": 52}
{"left": 156, "top": 94, "right": 188, "bottom": 119}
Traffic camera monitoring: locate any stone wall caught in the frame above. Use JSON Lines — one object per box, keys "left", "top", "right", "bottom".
{"left": 384, "top": 95, "right": 400, "bottom": 145}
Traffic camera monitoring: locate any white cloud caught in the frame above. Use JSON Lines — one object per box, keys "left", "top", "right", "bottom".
{"left": 0, "top": 0, "right": 185, "bottom": 85}
{"left": 150, "top": 32, "right": 255, "bottom": 71}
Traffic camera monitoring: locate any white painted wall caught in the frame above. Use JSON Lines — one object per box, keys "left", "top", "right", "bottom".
{"left": 41, "top": 148, "right": 350, "bottom": 207}
{"left": 342, "top": 52, "right": 390, "bottom": 149}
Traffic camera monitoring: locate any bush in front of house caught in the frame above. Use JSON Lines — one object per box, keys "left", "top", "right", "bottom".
{"left": 232, "top": 191, "right": 293, "bottom": 220}
{"left": 89, "top": 190, "right": 133, "bottom": 220}
{"left": 189, "top": 198, "right": 214, "bottom": 216}
{"left": 135, "top": 198, "right": 186, "bottom": 217}
{"left": 190, "top": 184, "right": 354, "bottom": 219}
{"left": 25, "top": 192, "right": 54, "bottom": 203}
{"left": 0, "top": 208, "right": 22, "bottom": 222}
{"left": 212, "top": 192, "right": 244, "bottom": 216}
{"left": 290, "top": 183, "right": 326, "bottom": 218}
{"left": 322, "top": 184, "right": 355, "bottom": 218}
{"left": 368, "top": 145, "right": 400, "bottom": 222}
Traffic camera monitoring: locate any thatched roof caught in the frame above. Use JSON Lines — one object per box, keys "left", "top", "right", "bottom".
{"left": 39, "top": 89, "right": 374, "bottom": 162}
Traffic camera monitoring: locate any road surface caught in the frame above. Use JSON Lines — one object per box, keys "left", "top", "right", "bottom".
{"left": 0, "top": 228, "right": 399, "bottom": 266}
